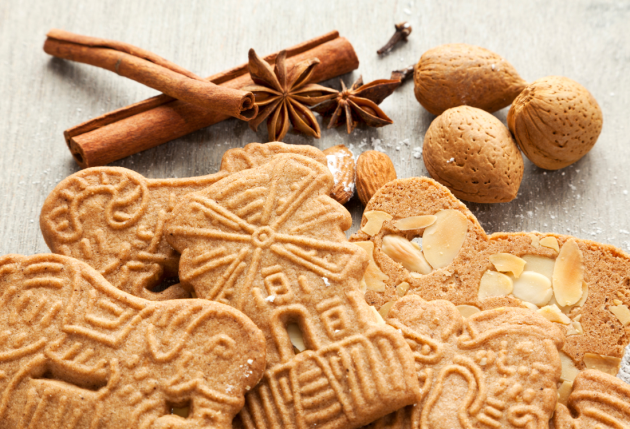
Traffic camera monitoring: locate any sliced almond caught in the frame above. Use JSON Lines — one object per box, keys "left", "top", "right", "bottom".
{"left": 575, "top": 281, "right": 589, "bottom": 308}
{"left": 359, "top": 278, "right": 367, "bottom": 294}
{"left": 478, "top": 270, "right": 513, "bottom": 299}
{"left": 521, "top": 301, "right": 539, "bottom": 311}
{"left": 613, "top": 299, "right": 622, "bottom": 305}
{"left": 512, "top": 271, "right": 553, "bottom": 307}
{"left": 540, "top": 236, "right": 560, "bottom": 252}
{"left": 394, "top": 215, "right": 437, "bottom": 231}
{"left": 456, "top": 305, "right": 481, "bottom": 318}
{"left": 560, "top": 352, "right": 580, "bottom": 383}
{"left": 529, "top": 234, "right": 541, "bottom": 249}
{"left": 522, "top": 255, "right": 555, "bottom": 280}
{"left": 369, "top": 306, "right": 386, "bottom": 325}
{"left": 382, "top": 235, "right": 433, "bottom": 275}
{"left": 538, "top": 304, "right": 571, "bottom": 324}
{"left": 379, "top": 301, "right": 396, "bottom": 319}
{"left": 552, "top": 239, "right": 584, "bottom": 306}
{"left": 583, "top": 353, "right": 621, "bottom": 376}
{"left": 396, "top": 282, "right": 410, "bottom": 297}
{"left": 422, "top": 209, "right": 468, "bottom": 269}
{"left": 361, "top": 211, "right": 393, "bottom": 236}
{"left": 557, "top": 381, "right": 573, "bottom": 405}
{"left": 354, "top": 241, "right": 388, "bottom": 292}
{"left": 287, "top": 323, "right": 306, "bottom": 352}
{"left": 609, "top": 304, "right": 630, "bottom": 327}
{"left": 489, "top": 253, "right": 526, "bottom": 278}
{"left": 566, "top": 321, "right": 583, "bottom": 336}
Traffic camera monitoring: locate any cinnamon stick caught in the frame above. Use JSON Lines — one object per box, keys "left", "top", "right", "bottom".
{"left": 44, "top": 29, "right": 258, "bottom": 122}
{"left": 62, "top": 31, "right": 359, "bottom": 168}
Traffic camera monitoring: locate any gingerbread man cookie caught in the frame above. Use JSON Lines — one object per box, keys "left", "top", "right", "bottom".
{"left": 40, "top": 143, "right": 325, "bottom": 301}
{"left": 165, "top": 154, "right": 421, "bottom": 429}
{"left": 369, "top": 295, "right": 564, "bottom": 429}
{"left": 350, "top": 177, "right": 630, "bottom": 375}
{"left": 0, "top": 253, "right": 265, "bottom": 429}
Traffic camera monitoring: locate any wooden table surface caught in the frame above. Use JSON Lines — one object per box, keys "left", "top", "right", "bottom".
{"left": 1, "top": 0, "right": 629, "bottom": 380}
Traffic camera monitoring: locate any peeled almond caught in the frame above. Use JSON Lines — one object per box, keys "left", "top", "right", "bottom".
{"left": 362, "top": 211, "right": 393, "bottom": 236}
{"left": 609, "top": 304, "right": 630, "bottom": 327}
{"left": 557, "top": 381, "right": 573, "bottom": 405}
{"left": 538, "top": 304, "right": 572, "bottom": 324}
{"left": 560, "top": 352, "right": 580, "bottom": 383}
{"left": 552, "top": 239, "right": 584, "bottom": 306}
{"left": 456, "top": 305, "right": 481, "bottom": 318}
{"left": 522, "top": 255, "right": 555, "bottom": 280}
{"left": 583, "top": 353, "right": 621, "bottom": 376}
{"left": 521, "top": 301, "right": 539, "bottom": 311}
{"left": 354, "top": 241, "right": 388, "bottom": 292}
{"left": 396, "top": 282, "right": 410, "bottom": 297}
{"left": 287, "top": 323, "right": 306, "bottom": 352}
{"left": 478, "top": 271, "right": 513, "bottom": 299}
{"left": 422, "top": 209, "right": 468, "bottom": 269}
{"left": 394, "top": 215, "right": 436, "bottom": 231}
{"left": 489, "top": 253, "right": 526, "bottom": 278}
{"left": 540, "top": 236, "right": 560, "bottom": 252}
{"left": 382, "top": 235, "right": 433, "bottom": 274}
{"left": 512, "top": 271, "right": 553, "bottom": 307}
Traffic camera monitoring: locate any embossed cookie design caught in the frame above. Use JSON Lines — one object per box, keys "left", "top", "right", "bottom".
{"left": 40, "top": 142, "right": 326, "bottom": 301}
{"left": 0, "top": 253, "right": 265, "bottom": 429}
{"left": 370, "top": 295, "right": 564, "bottom": 429}
{"left": 350, "top": 177, "right": 630, "bottom": 372}
{"left": 165, "top": 154, "right": 421, "bottom": 429}
{"left": 554, "top": 370, "right": 630, "bottom": 428}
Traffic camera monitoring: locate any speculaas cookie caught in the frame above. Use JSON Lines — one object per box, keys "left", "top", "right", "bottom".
{"left": 40, "top": 142, "right": 326, "bottom": 301}
{"left": 368, "top": 295, "right": 564, "bottom": 429}
{"left": 0, "top": 253, "right": 265, "bottom": 429}
{"left": 554, "top": 369, "right": 630, "bottom": 428}
{"left": 350, "top": 177, "right": 630, "bottom": 374}
{"left": 164, "top": 154, "right": 421, "bottom": 429}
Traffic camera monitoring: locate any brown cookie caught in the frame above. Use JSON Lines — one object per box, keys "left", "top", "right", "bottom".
{"left": 554, "top": 369, "right": 630, "bottom": 428}
{"left": 0, "top": 253, "right": 265, "bottom": 429}
{"left": 40, "top": 142, "right": 325, "bottom": 301}
{"left": 165, "top": 154, "right": 421, "bottom": 429}
{"left": 368, "top": 295, "right": 564, "bottom": 429}
{"left": 350, "top": 177, "right": 630, "bottom": 372}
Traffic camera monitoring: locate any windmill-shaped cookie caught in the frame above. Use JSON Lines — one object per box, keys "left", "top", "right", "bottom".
{"left": 40, "top": 143, "right": 325, "bottom": 301}
{"left": 368, "top": 295, "right": 564, "bottom": 429}
{"left": 350, "top": 177, "right": 630, "bottom": 394}
{"left": 0, "top": 254, "right": 265, "bottom": 429}
{"left": 165, "top": 154, "right": 420, "bottom": 429}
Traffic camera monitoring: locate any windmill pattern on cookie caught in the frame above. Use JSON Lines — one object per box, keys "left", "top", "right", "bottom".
{"left": 40, "top": 143, "right": 326, "bottom": 302}
{"left": 166, "top": 154, "right": 421, "bottom": 429}
{"left": 369, "top": 295, "right": 564, "bottom": 429}
{"left": 0, "top": 254, "right": 265, "bottom": 429}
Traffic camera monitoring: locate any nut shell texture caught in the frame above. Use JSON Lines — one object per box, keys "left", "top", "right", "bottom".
{"left": 414, "top": 44, "right": 527, "bottom": 116}
{"left": 508, "top": 76, "right": 603, "bottom": 170}
{"left": 356, "top": 151, "right": 397, "bottom": 205}
{"left": 423, "top": 106, "right": 524, "bottom": 203}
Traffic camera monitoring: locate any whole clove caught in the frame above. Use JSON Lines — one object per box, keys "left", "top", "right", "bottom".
{"left": 377, "top": 21, "right": 412, "bottom": 55}
{"left": 390, "top": 64, "right": 415, "bottom": 83}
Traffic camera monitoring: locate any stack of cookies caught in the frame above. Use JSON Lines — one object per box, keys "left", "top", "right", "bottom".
{"left": 0, "top": 142, "right": 626, "bottom": 428}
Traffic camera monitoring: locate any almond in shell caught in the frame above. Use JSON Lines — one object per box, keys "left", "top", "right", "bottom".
{"left": 508, "top": 76, "right": 603, "bottom": 170}
{"left": 413, "top": 44, "right": 527, "bottom": 115}
{"left": 356, "top": 150, "right": 397, "bottom": 205}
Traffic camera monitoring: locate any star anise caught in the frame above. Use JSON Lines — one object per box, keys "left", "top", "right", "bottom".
{"left": 311, "top": 76, "right": 401, "bottom": 134}
{"left": 243, "top": 49, "right": 338, "bottom": 142}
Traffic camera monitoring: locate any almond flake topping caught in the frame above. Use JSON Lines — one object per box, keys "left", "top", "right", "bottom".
{"left": 456, "top": 305, "right": 481, "bottom": 318}
{"left": 540, "top": 236, "right": 560, "bottom": 252}
{"left": 583, "top": 353, "right": 622, "bottom": 376}
{"left": 361, "top": 211, "right": 393, "bottom": 236}
{"left": 610, "top": 304, "right": 630, "bottom": 326}
{"left": 382, "top": 235, "right": 432, "bottom": 274}
{"left": 552, "top": 239, "right": 584, "bottom": 306}
{"left": 512, "top": 271, "right": 553, "bottom": 307}
{"left": 489, "top": 253, "right": 526, "bottom": 278}
{"left": 422, "top": 209, "right": 468, "bottom": 269}
{"left": 393, "top": 215, "right": 436, "bottom": 231}
{"left": 478, "top": 270, "right": 513, "bottom": 299}
{"left": 354, "top": 241, "right": 388, "bottom": 292}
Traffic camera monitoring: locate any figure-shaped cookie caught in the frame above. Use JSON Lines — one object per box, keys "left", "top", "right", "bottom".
{"left": 367, "top": 295, "right": 564, "bottom": 429}
{"left": 165, "top": 154, "right": 421, "bottom": 429}
{"left": 0, "top": 253, "right": 265, "bottom": 429}
{"left": 40, "top": 143, "right": 326, "bottom": 301}
{"left": 350, "top": 177, "right": 630, "bottom": 373}
{"left": 554, "top": 370, "right": 630, "bottom": 428}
